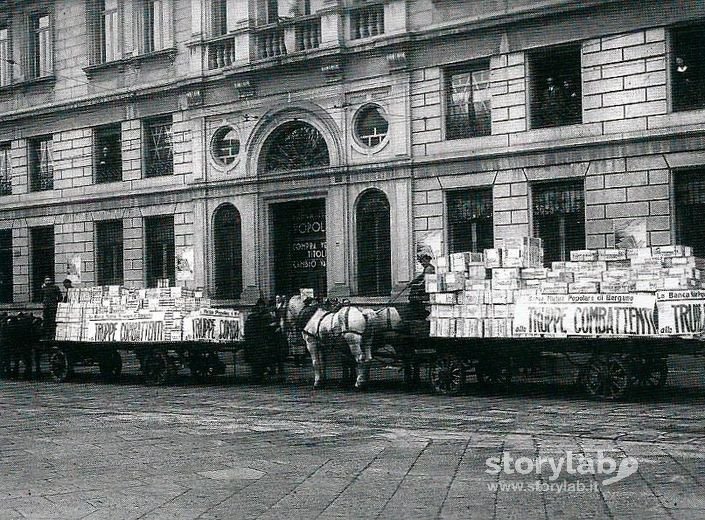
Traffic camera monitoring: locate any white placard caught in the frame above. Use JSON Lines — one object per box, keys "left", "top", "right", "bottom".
{"left": 182, "top": 313, "right": 244, "bottom": 342}
{"left": 176, "top": 247, "right": 195, "bottom": 281}
{"left": 513, "top": 293, "right": 657, "bottom": 337}
{"left": 85, "top": 313, "right": 167, "bottom": 342}
{"left": 655, "top": 290, "right": 705, "bottom": 335}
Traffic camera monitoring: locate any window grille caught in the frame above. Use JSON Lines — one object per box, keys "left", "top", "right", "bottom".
{"left": 445, "top": 64, "right": 491, "bottom": 140}
{"left": 355, "top": 106, "right": 388, "bottom": 148}
{"left": 529, "top": 45, "right": 582, "bottom": 129}
{"left": 212, "top": 127, "right": 240, "bottom": 166}
{"left": 0, "top": 144, "right": 11, "bottom": 195}
{"left": 532, "top": 180, "right": 585, "bottom": 266}
{"left": 30, "top": 136, "right": 54, "bottom": 191}
{"left": 447, "top": 188, "right": 494, "bottom": 254}
{"left": 96, "top": 220, "right": 124, "bottom": 285}
{"left": 671, "top": 24, "right": 705, "bottom": 112}
{"left": 145, "top": 215, "right": 174, "bottom": 288}
{"left": 29, "top": 13, "right": 52, "bottom": 78}
{"left": 357, "top": 190, "right": 391, "bottom": 296}
{"left": 213, "top": 204, "right": 242, "bottom": 299}
{"left": 30, "top": 226, "right": 54, "bottom": 303}
{"left": 144, "top": 117, "right": 173, "bottom": 177}
{"left": 675, "top": 168, "right": 705, "bottom": 257}
{"left": 263, "top": 122, "right": 329, "bottom": 173}
{"left": 95, "top": 124, "right": 122, "bottom": 183}
{"left": 0, "top": 229, "right": 12, "bottom": 303}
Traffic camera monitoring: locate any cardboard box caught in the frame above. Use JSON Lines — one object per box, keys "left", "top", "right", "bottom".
{"left": 626, "top": 247, "right": 652, "bottom": 260}
{"left": 568, "top": 281, "right": 600, "bottom": 294}
{"left": 520, "top": 268, "right": 548, "bottom": 279}
{"left": 570, "top": 250, "right": 598, "bottom": 262}
{"left": 491, "top": 279, "right": 521, "bottom": 291}
{"left": 460, "top": 291, "right": 485, "bottom": 305}
{"left": 541, "top": 281, "right": 569, "bottom": 294}
{"left": 651, "top": 245, "right": 692, "bottom": 258}
{"left": 430, "top": 292, "right": 457, "bottom": 305}
{"left": 598, "top": 249, "right": 627, "bottom": 261}
{"left": 431, "top": 305, "right": 454, "bottom": 318}
{"left": 599, "top": 281, "right": 636, "bottom": 293}
{"left": 467, "top": 266, "right": 488, "bottom": 280}
{"left": 484, "top": 249, "right": 502, "bottom": 268}
{"left": 492, "top": 267, "right": 521, "bottom": 280}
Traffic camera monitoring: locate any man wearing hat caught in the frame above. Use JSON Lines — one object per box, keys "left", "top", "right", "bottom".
{"left": 41, "top": 277, "right": 62, "bottom": 341}
{"left": 408, "top": 253, "right": 435, "bottom": 320}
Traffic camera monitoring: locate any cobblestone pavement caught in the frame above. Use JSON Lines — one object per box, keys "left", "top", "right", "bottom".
{"left": 1, "top": 356, "right": 705, "bottom": 519}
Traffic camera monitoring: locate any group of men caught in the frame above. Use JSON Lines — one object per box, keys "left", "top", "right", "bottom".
{"left": 41, "top": 277, "right": 72, "bottom": 340}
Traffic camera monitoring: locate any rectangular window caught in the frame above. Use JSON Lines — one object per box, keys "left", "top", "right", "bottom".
{"left": 0, "top": 27, "right": 11, "bottom": 86}
{"left": 675, "top": 168, "right": 705, "bottom": 257}
{"left": 101, "top": 0, "right": 120, "bottom": 62}
{"left": 529, "top": 44, "right": 582, "bottom": 129}
{"left": 144, "top": 0, "right": 167, "bottom": 52}
{"left": 144, "top": 117, "right": 173, "bottom": 177}
{"left": 96, "top": 220, "right": 124, "bottom": 285}
{"left": 350, "top": 4, "right": 384, "bottom": 40}
{"left": 0, "top": 143, "right": 11, "bottom": 195}
{"left": 211, "top": 0, "right": 228, "bottom": 36}
{"left": 267, "top": 0, "right": 279, "bottom": 24}
{"left": 445, "top": 63, "right": 491, "bottom": 140}
{"left": 29, "top": 136, "right": 53, "bottom": 192}
{"left": 95, "top": 124, "right": 122, "bottom": 183}
{"left": 532, "top": 180, "right": 585, "bottom": 266}
{"left": 29, "top": 13, "right": 52, "bottom": 78}
{"left": 0, "top": 229, "right": 12, "bottom": 303}
{"left": 671, "top": 24, "right": 705, "bottom": 112}
{"left": 30, "top": 226, "right": 54, "bottom": 303}
{"left": 447, "top": 188, "right": 494, "bottom": 254}
{"left": 145, "top": 215, "right": 174, "bottom": 288}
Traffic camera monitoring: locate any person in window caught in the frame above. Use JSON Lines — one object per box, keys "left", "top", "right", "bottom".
{"left": 41, "top": 277, "right": 62, "bottom": 341}
{"left": 408, "top": 253, "right": 435, "bottom": 321}
{"left": 674, "top": 56, "right": 700, "bottom": 110}
{"left": 560, "top": 78, "right": 580, "bottom": 123}
{"left": 540, "top": 76, "right": 562, "bottom": 127}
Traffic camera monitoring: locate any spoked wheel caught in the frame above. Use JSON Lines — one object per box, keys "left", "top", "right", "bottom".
{"left": 191, "top": 352, "right": 222, "bottom": 382}
{"left": 476, "top": 358, "right": 512, "bottom": 388}
{"left": 143, "top": 351, "right": 169, "bottom": 386}
{"left": 49, "top": 348, "right": 71, "bottom": 383}
{"left": 582, "top": 355, "right": 632, "bottom": 400}
{"left": 430, "top": 354, "right": 466, "bottom": 395}
{"left": 632, "top": 356, "right": 668, "bottom": 390}
{"left": 99, "top": 350, "right": 122, "bottom": 382}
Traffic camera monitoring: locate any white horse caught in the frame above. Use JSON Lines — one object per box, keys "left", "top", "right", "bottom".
{"left": 284, "top": 295, "right": 402, "bottom": 389}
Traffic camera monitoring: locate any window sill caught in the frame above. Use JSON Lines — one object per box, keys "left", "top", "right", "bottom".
{"left": 83, "top": 48, "right": 178, "bottom": 77}
{"left": 0, "top": 74, "right": 56, "bottom": 93}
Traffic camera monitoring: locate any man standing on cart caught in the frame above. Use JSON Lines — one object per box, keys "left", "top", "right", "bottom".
{"left": 408, "top": 253, "right": 435, "bottom": 322}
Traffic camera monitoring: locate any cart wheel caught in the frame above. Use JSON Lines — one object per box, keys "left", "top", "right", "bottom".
{"left": 143, "top": 352, "right": 169, "bottom": 385}
{"left": 99, "top": 350, "right": 122, "bottom": 382}
{"left": 49, "top": 348, "right": 71, "bottom": 383}
{"left": 191, "top": 351, "right": 220, "bottom": 382}
{"left": 430, "top": 354, "right": 466, "bottom": 395}
{"left": 633, "top": 356, "right": 667, "bottom": 389}
{"left": 476, "top": 358, "right": 512, "bottom": 388}
{"left": 582, "top": 355, "right": 632, "bottom": 400}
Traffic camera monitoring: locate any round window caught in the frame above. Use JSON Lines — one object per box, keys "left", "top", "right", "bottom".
{"left": 355, "top": 105, "right": 389, "bottom": 148}
{"left": 212, "top": 127, "right": 241, "bottom": 165}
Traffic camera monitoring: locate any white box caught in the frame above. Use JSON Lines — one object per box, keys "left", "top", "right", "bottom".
{"left": 570, "top": 250, "right": 598, "bottom": 262}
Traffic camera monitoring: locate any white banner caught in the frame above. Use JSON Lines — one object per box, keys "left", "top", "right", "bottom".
{"left": 176, "top": 247, "right": 195, "bottom": 281}
{"left": 182, "top": 314, "right": 244, "bottom": 342}
{"left": 513, "top": 293, "right": 657, "bottom": 337}
{"left": 85, "top": 314, "right": 166, "bottom": 342}
{"left": 656, "top": 290, "right": 705, "bottom": 335}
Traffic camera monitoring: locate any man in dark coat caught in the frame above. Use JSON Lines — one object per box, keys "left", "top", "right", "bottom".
{"left": 41, "top": 277, "right": 62, "bottom": 341}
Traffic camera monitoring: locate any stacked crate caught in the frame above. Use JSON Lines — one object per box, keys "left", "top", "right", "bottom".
{"left": 425, "top": 239, "right": 704, "bottom": 338}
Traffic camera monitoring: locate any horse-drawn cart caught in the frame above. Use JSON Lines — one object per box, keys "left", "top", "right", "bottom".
{"left": 381, "top": 332, "right": 705, "bottom": 400}
{"left": 41, "top": 338, "right": 240, "bottom": 385}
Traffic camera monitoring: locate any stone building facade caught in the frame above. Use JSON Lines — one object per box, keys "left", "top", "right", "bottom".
{"left": 0, "top": 0, "right": 703, "bottom": 309}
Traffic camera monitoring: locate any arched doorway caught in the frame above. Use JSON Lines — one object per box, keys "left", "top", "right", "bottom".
{"left": 356, "top": 189, "right": 391, "bottom": 296}
{"left": 213, "top": 203, "right": 242, "bottom": 299}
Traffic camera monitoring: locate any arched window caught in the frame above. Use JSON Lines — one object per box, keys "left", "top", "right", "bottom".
{"left": 263, "top": 121, "right": 330, "bottom": 173}
{"left": 356, "top": 190, "right": 391, "bottom": 296}
{"left": 213, "top": 204, "right": 242, "bottom": 299}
